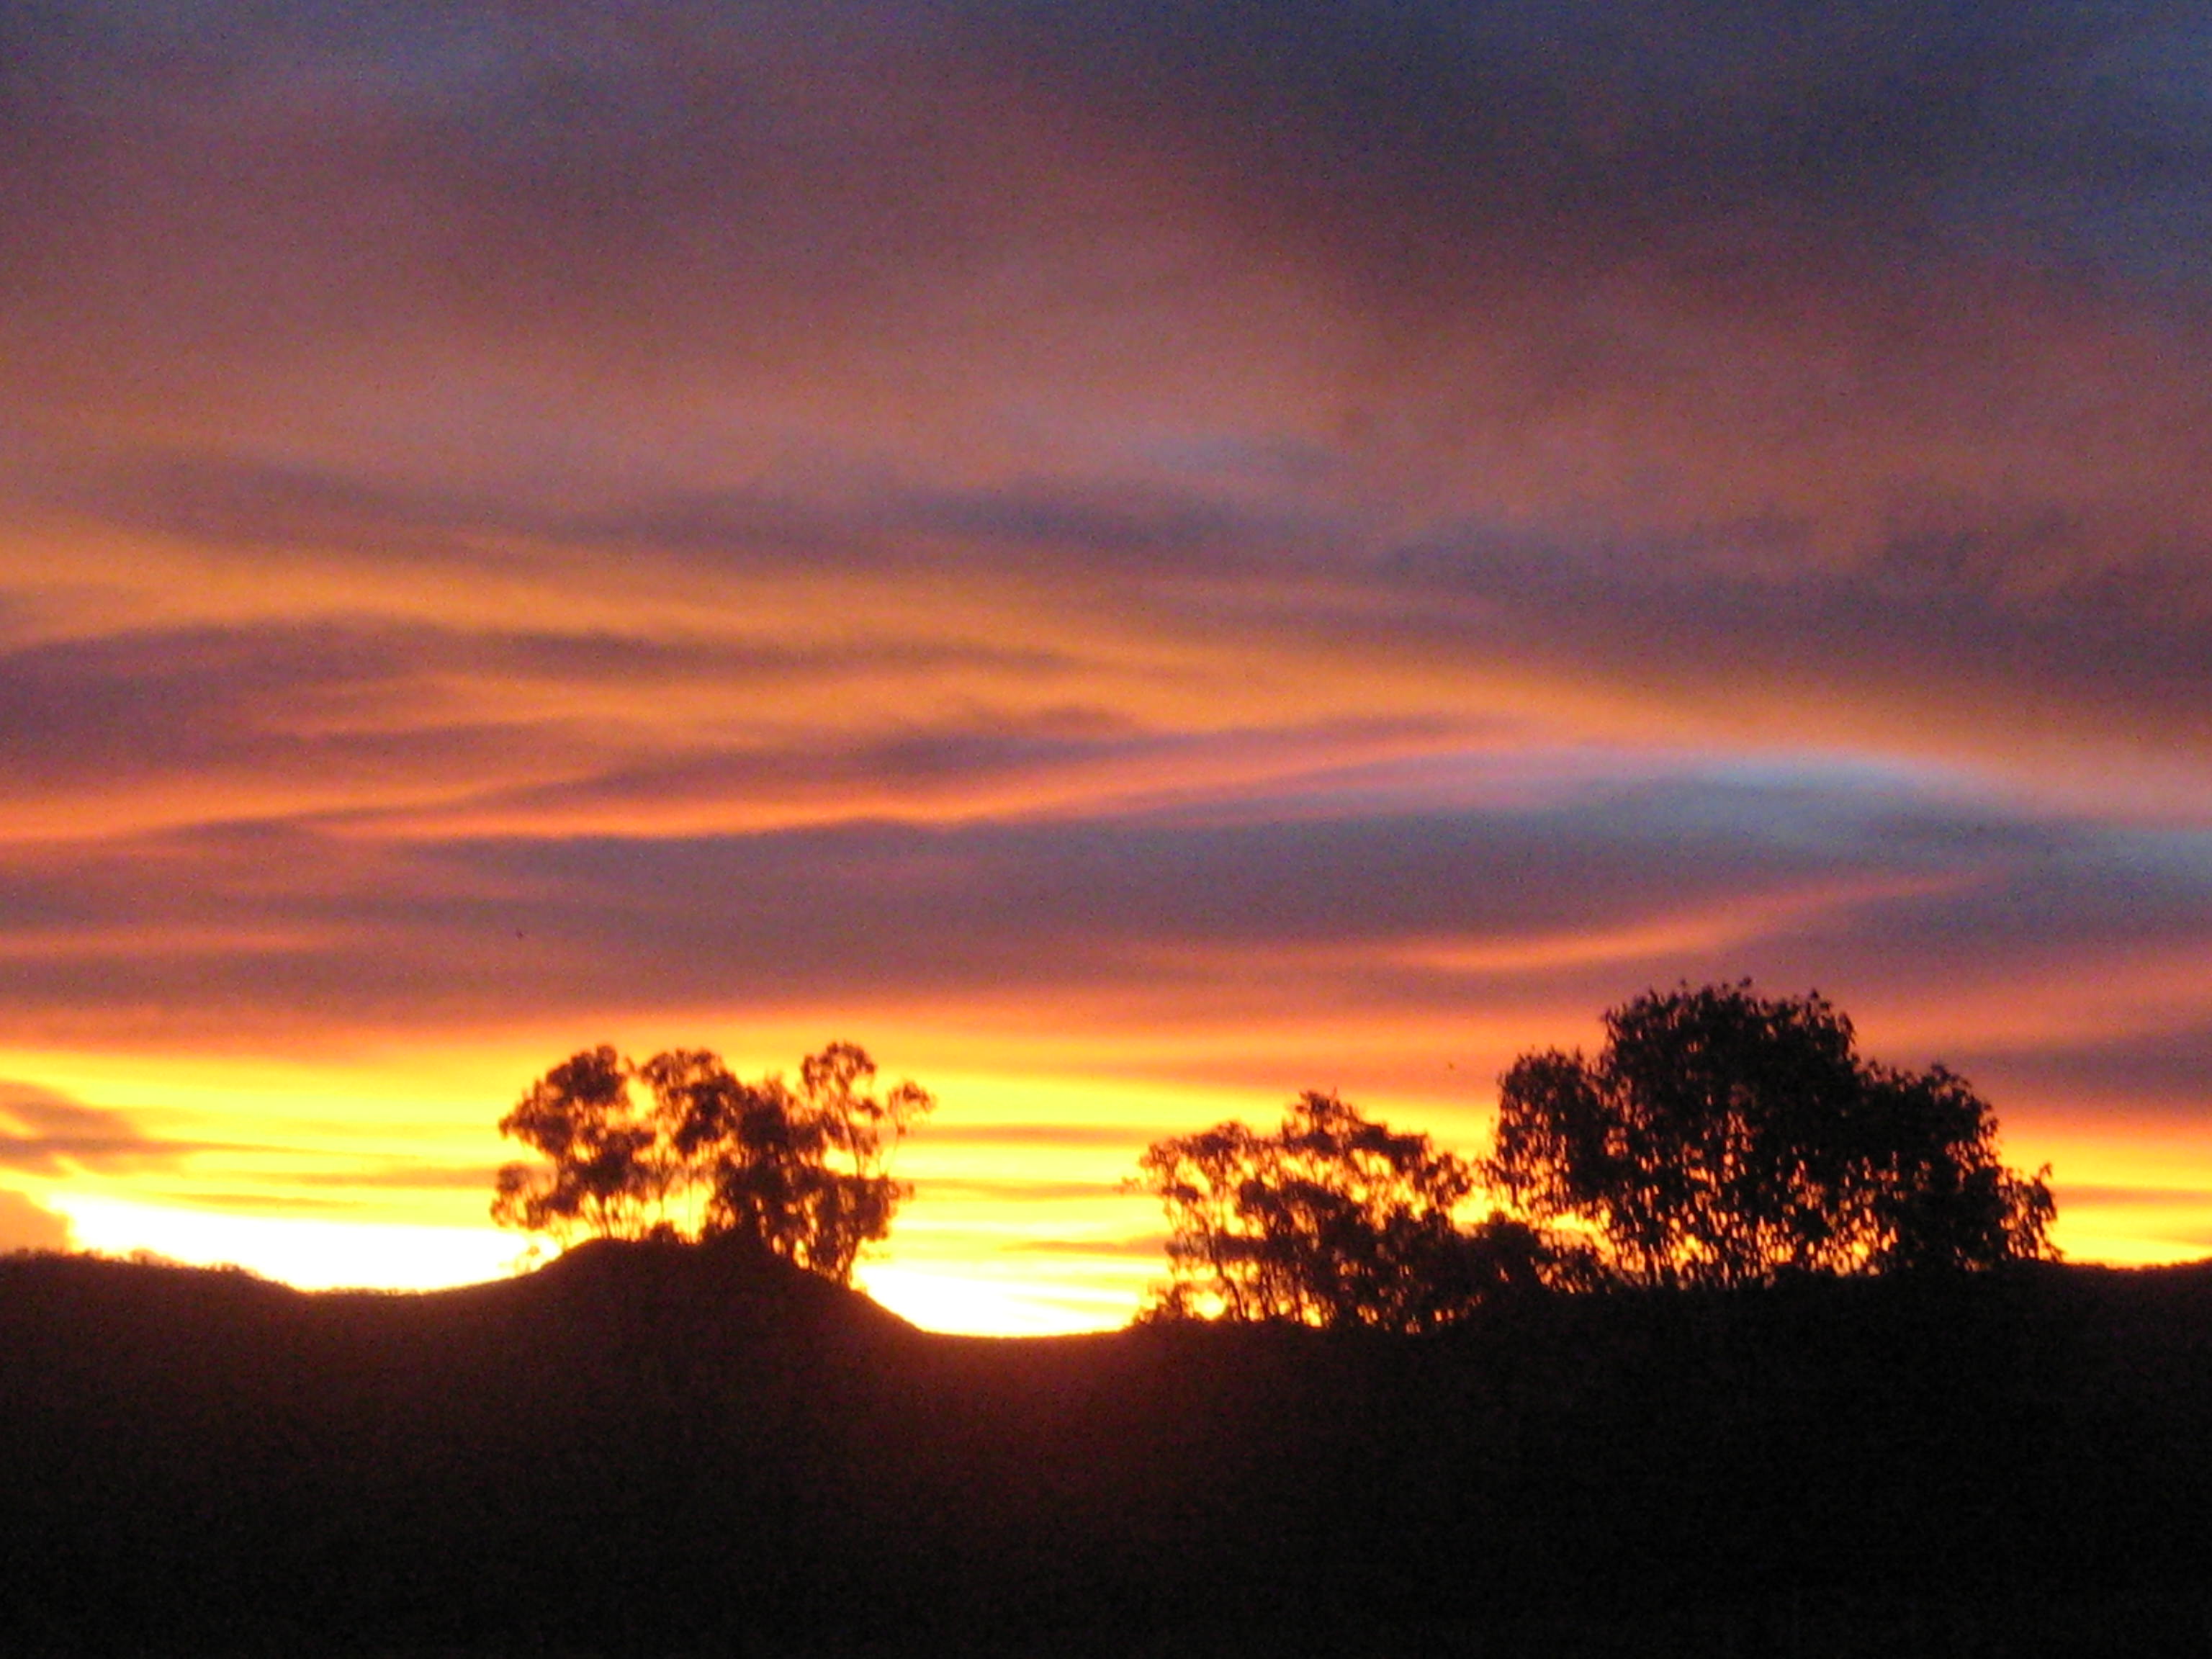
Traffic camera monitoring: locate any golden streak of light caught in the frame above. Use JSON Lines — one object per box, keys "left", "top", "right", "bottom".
{"left": 858, "top": 1261, "right": 1151, "bottom": 1338}
{"left": 2047, "top": 1206, "right": 2212, "bottom": 1269}
{"left": 1374, "top": 877, "right": 1974, "bottom": 978}
{"left": 48, "top": 1192, "right": 526, "bottom": 1292}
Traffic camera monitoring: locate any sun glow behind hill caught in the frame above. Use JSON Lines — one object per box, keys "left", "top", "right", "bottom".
{"left": 40, "top": 1192, "right": 1137, "bottom": 1335}
{"left": 0, "top": 1045, "right": 1200, "bottom": 1331}
{"left": 8, "top": 1038, "right": 2212, "bottom": 1334}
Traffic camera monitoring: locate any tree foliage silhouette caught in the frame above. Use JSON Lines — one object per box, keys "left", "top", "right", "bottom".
{"left": 493, "top": 1041, "right": 932, "bottom": 1284}
{"left": 1487, "top": 981, "right": 2055, "bottom": 1287}
{"left": 492, "top": 1046, "right": 676, "bottom": 1244}
{"left": 1133, "top": 1091, "right": 1586, "bottom": 1331}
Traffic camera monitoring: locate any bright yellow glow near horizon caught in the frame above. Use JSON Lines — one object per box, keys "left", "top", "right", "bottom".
{"left": 48, "top": 1194, "right": 528, "bottom": 1292}
{"left": 0, "top": 1043, "right": 1231, "bottom": 1331}
{"left": 6, "top": 1044, "right": 2210, "bottom": 1334}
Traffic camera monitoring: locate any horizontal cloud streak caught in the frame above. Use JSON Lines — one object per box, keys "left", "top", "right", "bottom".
{"left": 1, "top": 771, "right": 2205, "bottom": 1076}
{"left": 918, "top": 1179, "right": 1130, "bottom": 1205}
{"left": 2062, "top": 1186, "right": 2212, "bottom": 1210}
{"left": 1968, "top": 1024, "right": 2212, "bottom": 1110}
{"left": 918, "top": 1125, "right": 1177, "bottom": 1151}
{"left": 0, "top": 1082, "right": 235, "bottom": 1174}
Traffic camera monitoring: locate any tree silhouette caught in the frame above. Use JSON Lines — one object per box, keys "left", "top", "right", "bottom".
{"left": 649, "top": 1041, "right": 935, "bottom": 1282}
{"left": 491, "top": 1046, "right": 678, "bottom": 1244}
{"left": 1133, "top": 1091, "right": 1586, "bottom": 1331}
{"left": 493, "top": 1042, "right": 933, "bottom": 1284}
{"left": 1486, "top": 982, "right": 2056, "bottom": 1287}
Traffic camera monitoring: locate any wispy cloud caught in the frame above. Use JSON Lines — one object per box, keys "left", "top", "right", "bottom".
{"left": 1966, "top": 1023, "right": 2212, "bottom": 1115}
{"left": 0, "top": 1082, "right": 232, "bottom": 1174}
{"left": 0, "top": 769, "right": 2203, "bottom": 1070}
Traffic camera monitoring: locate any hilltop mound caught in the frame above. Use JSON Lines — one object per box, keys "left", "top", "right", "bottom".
{"left": 519, "top": 1228, "right": 917, "bottom": 1330}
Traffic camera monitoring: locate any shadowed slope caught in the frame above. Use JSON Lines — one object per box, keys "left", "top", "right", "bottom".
{"left": 4, "top": 1247, "right": 2212, "bottom": 1653}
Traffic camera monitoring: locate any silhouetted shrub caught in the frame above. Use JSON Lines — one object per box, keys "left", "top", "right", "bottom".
{"left": 1488, "top": 981, "right": 2054, "bottom": 1287}
{"left": 1132, "top": 1091, "right": 1591, "bottom": 1330}
{"left": 493, "top": 1040, "right": 932, "bottom": 1283}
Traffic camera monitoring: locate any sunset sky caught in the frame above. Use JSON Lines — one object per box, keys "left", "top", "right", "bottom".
{"left": 5, "top": 1, "right": 2212, "bottom": 1333}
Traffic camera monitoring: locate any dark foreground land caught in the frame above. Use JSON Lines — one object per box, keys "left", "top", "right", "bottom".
{"left": 5, "top": 1241, "right": 2212, "bottom": 1656}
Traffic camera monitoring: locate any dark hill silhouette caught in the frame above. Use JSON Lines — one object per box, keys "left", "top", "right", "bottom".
{"left": 6, "top": 1246, "right": 2212, "bottom": 1655}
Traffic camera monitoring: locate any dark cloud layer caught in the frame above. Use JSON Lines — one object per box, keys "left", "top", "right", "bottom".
{"left": 1377, "top": 512, "right": 2212, "bottom": 773}
{"left": 6, "top": 0, "right": 2211, "bottom": 801}
{"left": 1971, "top": 1023, "right": 2212, "bottom": 1112}
{"left": 11, "top": 1, "right": 2209, "bottom": 393}
{"left": 1, "top": 775, "right": 2204, "bottom": 1084}
{"left": 17, "top": 1, "right": 2185, "bottom": 295}
{"left": 0, "top": 618, "right": 1058, "bottom": 781}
